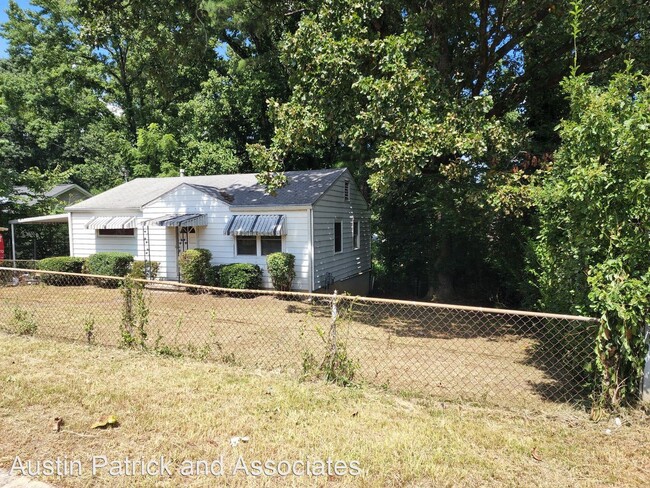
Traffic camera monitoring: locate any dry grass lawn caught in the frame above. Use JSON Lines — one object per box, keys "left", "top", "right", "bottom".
{"left": 0, "top": 334, "right": 649, "bottom": 487}
{"left": 0, "top": 282, "right": 595, "bottom": 405}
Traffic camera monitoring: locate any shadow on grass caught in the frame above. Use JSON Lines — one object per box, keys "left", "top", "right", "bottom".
{"left": 299, "top": 297, "right": 599, "bottom": 405}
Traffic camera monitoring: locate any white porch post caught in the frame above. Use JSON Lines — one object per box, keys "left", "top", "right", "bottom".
{"left": 10, "top": 223, "right": 16, "bottom": 261}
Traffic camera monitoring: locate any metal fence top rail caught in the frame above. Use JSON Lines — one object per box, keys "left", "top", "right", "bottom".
{"left": 0, "top": 266, "right": 600, "bottom": 323}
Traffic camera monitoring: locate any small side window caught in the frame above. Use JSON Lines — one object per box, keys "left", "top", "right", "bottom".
{"left": 334, "top": 220, "right": 342, "bottom": 253}
{"left": 344, "top": 180, "right": 350, "bottom": 202}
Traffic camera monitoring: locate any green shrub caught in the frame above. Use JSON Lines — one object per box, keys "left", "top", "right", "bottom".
{"left": 266, "top": 252, "right": 296, "bottom": 291}
{"left": 178, "top": 249, "right": 216, "bottom": 286}
{"left": 129, "top": 260, "right": 160, "bottom": 280}
{"left": 37, "top": 257, "right": 86, "bottom": 286}
{"left": 219, "top": 263, "right": 263, "bottom": 290}
{"left": 211, "top": 265, "right": 224, "bottom": 285}
{"left": 10, "top": 307, "right": 37, "bottom": 336}
{"left": 86, "top": 252, "right": 134, "bottom": 288}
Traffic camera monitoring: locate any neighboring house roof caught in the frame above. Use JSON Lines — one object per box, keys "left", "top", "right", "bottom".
{"left": 8, "top": 184, "right": 92, "bottom": 206}
{"left": 66, "top": 168, "right": 349, "bottom": 211}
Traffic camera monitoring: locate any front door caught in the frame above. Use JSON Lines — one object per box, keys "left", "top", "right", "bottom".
{"left": 178, "top": 226, "right": 197, "bottom": 253}
{"left": 175, "top": 226, "right": 198, "bottom": 280}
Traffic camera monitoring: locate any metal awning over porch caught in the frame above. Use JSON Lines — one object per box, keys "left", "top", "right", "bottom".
{"left": 143, "top": 214, "right": 207, "bottom": 227}
{"left": 224, "top": 214, "right": 286, "bottom": 236}
{"left": 86, "top": 216, "right": 137, "bottom": 229}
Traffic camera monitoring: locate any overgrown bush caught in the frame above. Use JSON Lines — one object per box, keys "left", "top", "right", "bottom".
{"left": 38, "top": 257, "right": 86, "bottom": 285}
{"left": 121, "top": 276, "right": 149, "bottom": 348}
{"left": 129, "top": 260, "right": 160, "bottom": 280}
{"left": 532, "top": 70, "right": 650, "bottom": 406}
{"left": 266, "top": 252, "right": 296, "bottom": 291}
{"left": 301, "top": 296, "right": 359, "bottom": 386}
{"left": 86, "top": 252, "right": 134, "bottom": 288}
{"left": 9, "top": 307, "right": 37, "bottom": 336}
{"left": 178, "top": 249, "right": 215, "bottom": 286}
{"left": 219, "top": 263, "right": 262, "bottom": 290}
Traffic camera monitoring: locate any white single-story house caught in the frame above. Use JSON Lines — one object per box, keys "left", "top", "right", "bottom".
{"left": 65, "top": 168, "right": 371, "bottom": 294}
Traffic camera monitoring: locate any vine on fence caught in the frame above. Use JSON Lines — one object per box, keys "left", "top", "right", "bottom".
{"left": 120, "top": 277, "right": 149, "bottom": 348}
{"left": 303, "top": 292, "right": 359, "bottom": 387}
{"left": 588, "top": 263, "right": 650, "bottom": 407}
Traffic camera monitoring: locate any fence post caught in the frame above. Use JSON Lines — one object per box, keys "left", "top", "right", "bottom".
{"left": 642, "top": 324, "right": 650, "bottom": 402}
{"left": 328, "top": 290, "right": 338, "bottom": 364}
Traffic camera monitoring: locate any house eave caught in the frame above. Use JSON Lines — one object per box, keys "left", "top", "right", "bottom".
{"left": 65, "top": 206, "right": 141, "bottom": 212}
{"left": 228, "top": 204, "right": 313, "bottom": 212}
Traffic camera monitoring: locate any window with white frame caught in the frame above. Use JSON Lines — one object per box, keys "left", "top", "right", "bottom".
{"left": 261, "top": 236, "right": 282, "bottom": 255}
{"left": 236, "top": 236, "right": 257, "bottom": 255}
{"left": 235, "top": 236, "right": 283, "bottom": 256}
{"left": 334, "top": 220, "right": 342, "bottom": 253}
{"left": 353, "top": 220, "right": 360, "bottom": 250}
{"left": 97, "top": 229, "right": 134, "bottom": 236}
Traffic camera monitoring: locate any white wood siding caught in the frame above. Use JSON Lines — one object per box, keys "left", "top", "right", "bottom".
{"left": 143, "top": 184, "right": 312, "bottom": 289}
{"left": 69, "top": 176, "right": 366, "bottom": 292}
{"left": 312, "top": 171, "right": 371, "bottom": 290}
{"left": 69, "top": 210, "right": 141, "bottom": 258}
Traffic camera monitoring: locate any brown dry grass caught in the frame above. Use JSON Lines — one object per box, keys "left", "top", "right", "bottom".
{"left": 0, "top": 283, "right": 592, "bottom": 406}
{"left": 0, "top": 334, "right": 649, "bottom": 487}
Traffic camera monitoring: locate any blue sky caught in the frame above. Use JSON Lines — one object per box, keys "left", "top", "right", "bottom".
{"left": 0, "top": 0, "right": 229, "bottom": 59}
{"left": 0, "top": 0, "right": 32, "bottom": 57}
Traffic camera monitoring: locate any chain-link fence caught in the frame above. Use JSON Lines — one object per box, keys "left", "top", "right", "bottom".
{"left": 0, "top": 259, "right": 39, "bottom": 269}
{"left": 0, "top": 267, "right": 600, "bottom": 406}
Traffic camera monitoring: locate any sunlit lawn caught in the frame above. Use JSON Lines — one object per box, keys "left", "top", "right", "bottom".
{"left": 0, "top": 334, "right": 649, "bottom": 487}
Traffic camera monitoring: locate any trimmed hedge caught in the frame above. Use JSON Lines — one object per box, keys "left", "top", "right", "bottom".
{"left": 178, "top": 248, "right": 216, "bottom": 286}
{"left": 266, "top": 252, "right": 296, "bottom": 291}
{"left": 219, "top": 263, "right": 263, "bottom": 290}
{"left": 129, "top": 260, "right": 160, "bottom": 280}
{"left": 86, "top": 252, "right": 134, "bottom": 287}
{"left": 37, "top": 257, "right": 86, "bottom": 286}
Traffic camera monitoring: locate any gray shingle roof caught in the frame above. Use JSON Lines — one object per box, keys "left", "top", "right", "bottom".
{"left": 66, "top": 169, "right": 348, "bottom": 211}
{"left": 7, "top": 184, "right": 91, "bottom": 206}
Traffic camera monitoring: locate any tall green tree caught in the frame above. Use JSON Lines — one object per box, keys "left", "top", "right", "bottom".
{"left": 77, "top": 0, "right": 220, "bottom": 140}
{"left": 0, "top": 0, "right": 113, "bottom": 183}
{"left": 532, "top": 68, "right": 650, "bottom": 405}
{"left": 177, "top": 1, "right": 308, "bottom": 171}
{"left": 250, "top": 0, "right": 649, "bottom": 301}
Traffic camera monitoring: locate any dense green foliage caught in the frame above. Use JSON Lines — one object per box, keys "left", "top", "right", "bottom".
{"left": 2, "top": 0, "right": 647, "bottom": 302}
{"left": 37, "top": 256, "right": 85, "bottom": 285}
{"left": 247, "top": 0, "right": 649, "bottom": 302}
{"left": 178, "top": 248, "right": 216, "bottom": 286}
{"left": 266, "top": 252, "right": 296, "bottom": 291}
{"left": 219, "top": 263, "right": 263, "bottom": 290}
{"left": 86, "top": 252, "right": 134, "bottom": 287}
{"left": 1, "top": 0, "right": 650, "bottom": 401}
{"left": 532, "top": 69, "right": 650, "bottom": 405}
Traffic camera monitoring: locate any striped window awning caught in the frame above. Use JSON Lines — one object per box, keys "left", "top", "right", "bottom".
{"left": 224, "top": 215, "right": 286, "bottom": 236}
{"left": 143, "top": 214, "right": 207, "bottom": 227}
{"left": 86, "top": 216, "right": 137, "bottom": 229}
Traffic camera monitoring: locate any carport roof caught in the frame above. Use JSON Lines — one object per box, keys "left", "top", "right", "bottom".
{"left": 8, "top": 214, "right": 69, "bottom": 225}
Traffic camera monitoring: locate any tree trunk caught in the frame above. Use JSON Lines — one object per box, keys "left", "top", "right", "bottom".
{"left": 426, "top": 233, "right": 453, "bottom": 302}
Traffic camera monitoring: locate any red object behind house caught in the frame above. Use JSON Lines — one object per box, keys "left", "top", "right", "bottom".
{"left": 0, "top": 232, "right": 4, "bottom": 260}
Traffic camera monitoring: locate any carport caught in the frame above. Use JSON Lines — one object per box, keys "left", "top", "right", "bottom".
{"left": 6, "top": 214, "right": 69, "bottom": 261}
